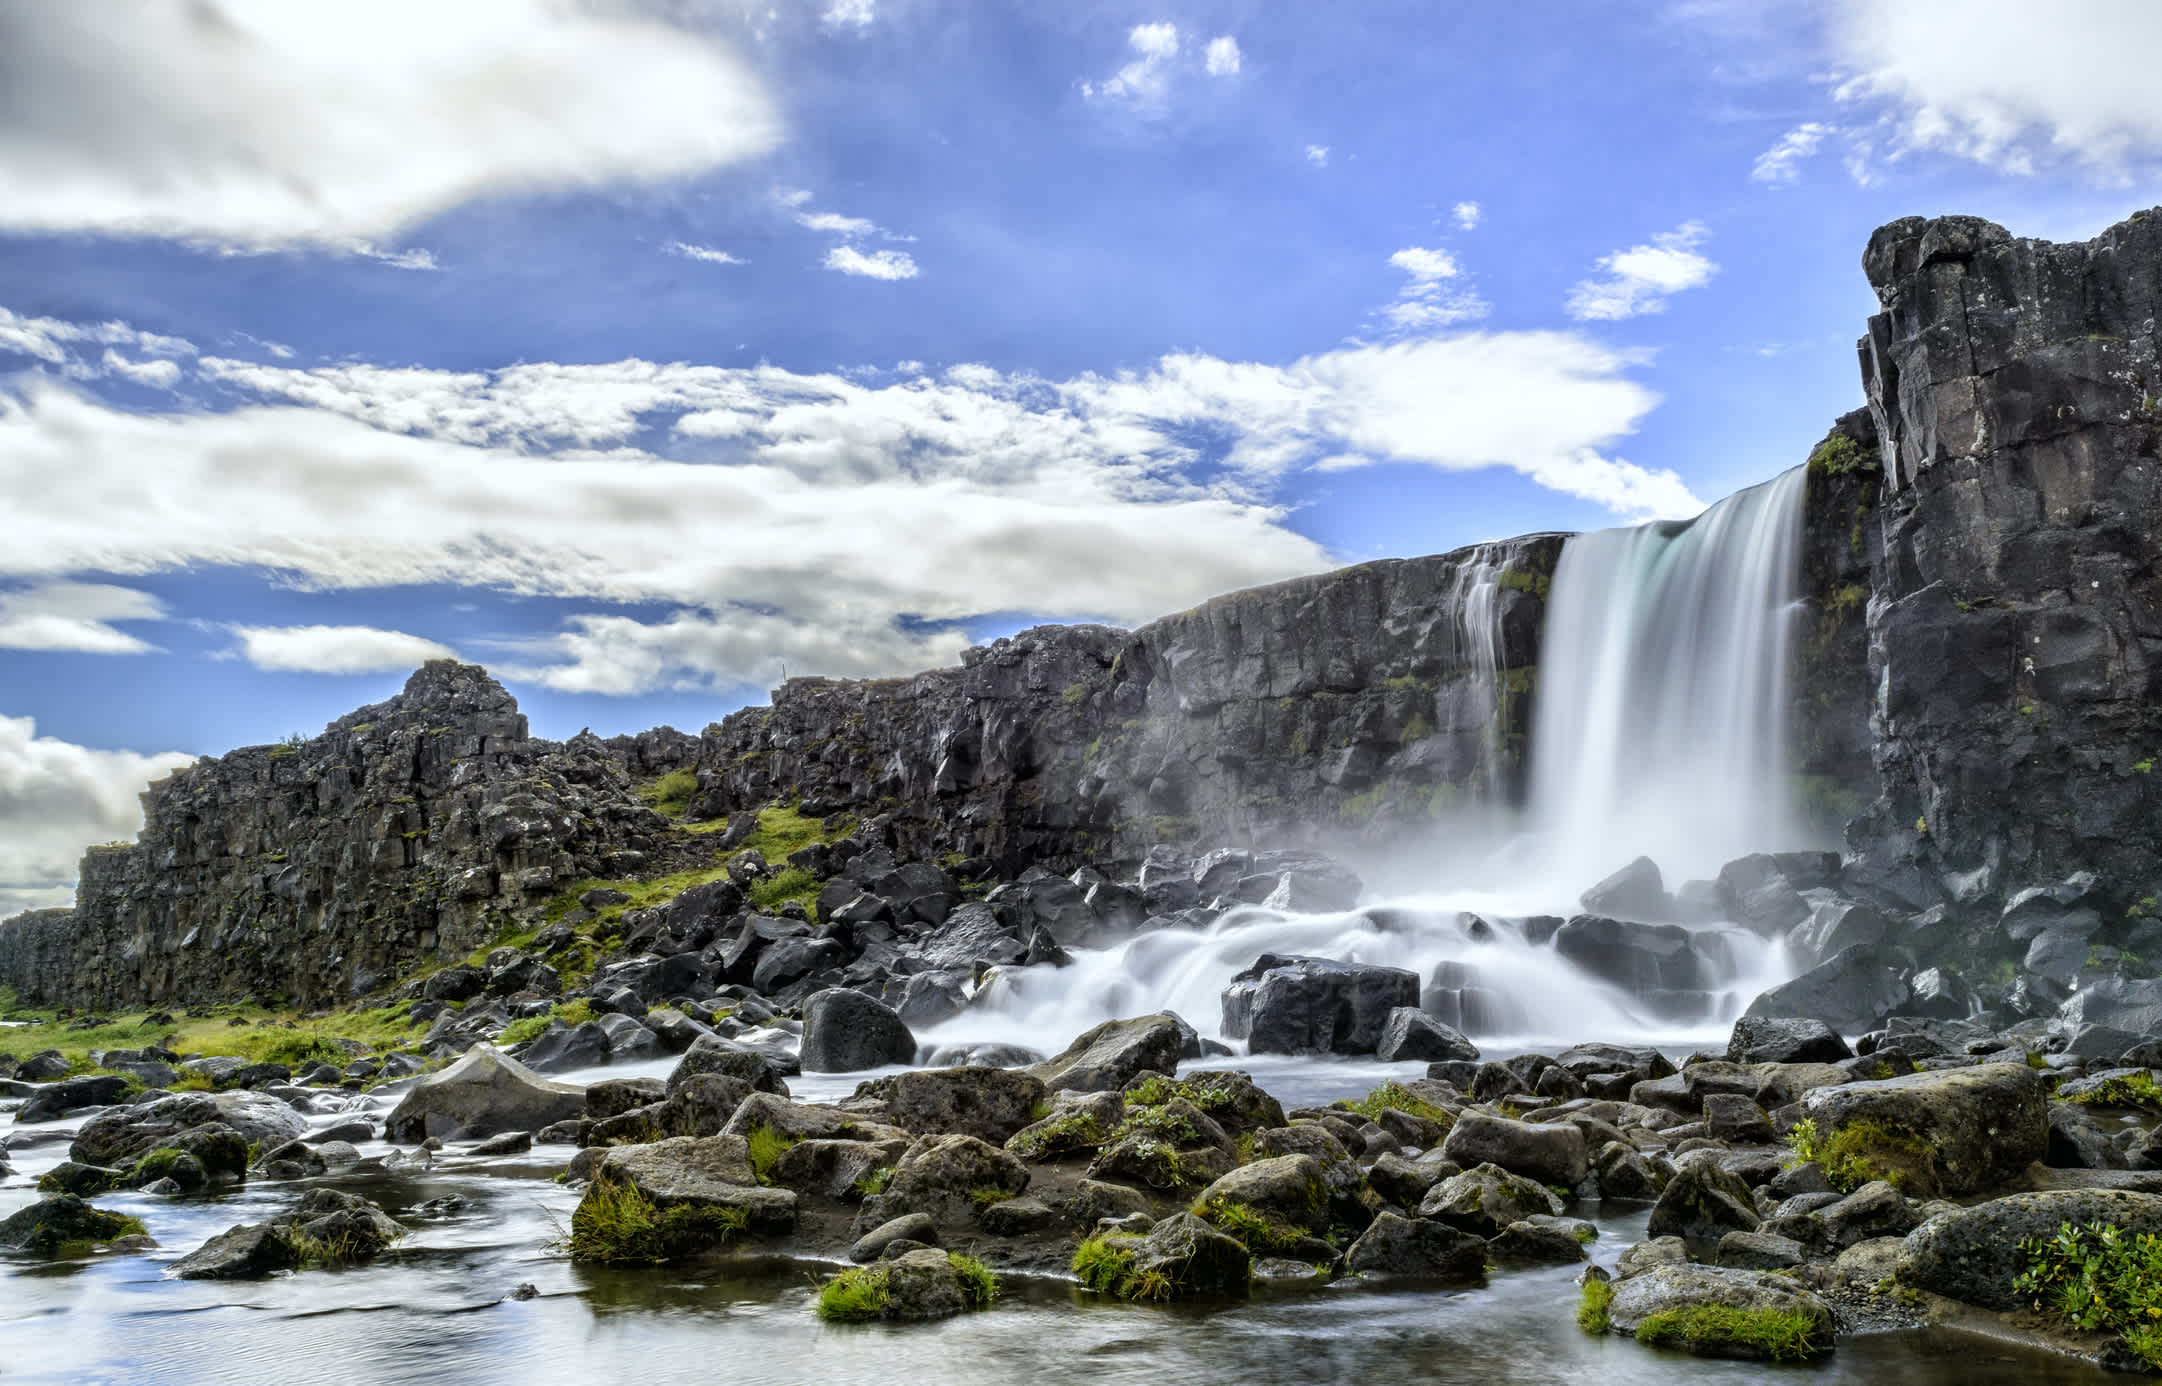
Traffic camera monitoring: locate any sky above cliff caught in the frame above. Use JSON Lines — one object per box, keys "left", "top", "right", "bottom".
{"left": 3, "top": 0, "right": 2162, "bottom": 913}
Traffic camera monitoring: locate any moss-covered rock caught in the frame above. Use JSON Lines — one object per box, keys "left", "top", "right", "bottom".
{"left": 0, "top": 1196, "right": 145, "bottom": 1255}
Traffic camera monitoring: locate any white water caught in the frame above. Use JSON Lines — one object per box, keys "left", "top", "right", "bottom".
{"left": 926, "top": 469, "right": 1815, "bottom": 1057}
{"left": 1435, "top": 544, "right": 1509, "bottom": 801}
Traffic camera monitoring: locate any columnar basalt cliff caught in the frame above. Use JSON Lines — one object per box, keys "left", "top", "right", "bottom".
{"left": 0, "top": 662, "right": 676, "bottom": 1010}
{"left": 688, "top": 536, "right": 1567, "bottom": 871}
{"left": 1850, "top": 208, "right": 2162, "bottom": 929}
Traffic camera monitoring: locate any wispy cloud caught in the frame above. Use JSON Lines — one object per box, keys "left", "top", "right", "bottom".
{"left": 825, "top": 245, "right": 920, "bottom": 280}
{"left": 669, "top": 241, "right": 747, "bottom": 266}
{"left": 1305, "top": 144, "right": 1330, "bottom": 167}
{"left": 230, "top": 624, "right": 458, "bottom": 674}
{"left": 1379, "top": 245, "right": 1490, "bottom": 333}
{"left": 1565, "top": 222, "right": 1717, "bottom": 321}
{"left": 1204, "top": 36, "right": 1242, "bottom": 76}
{"left": 1749, "top": 123, "right": 1830, "bottom": 186}
{"left": 1083, "top": 22, "right": 1242, "bottom": 112}
{"left": 822, "top": 0, "right": 875, "bottom": 30}
{"left": 1453, "top": 201, "right": 1482, "bottom": 230}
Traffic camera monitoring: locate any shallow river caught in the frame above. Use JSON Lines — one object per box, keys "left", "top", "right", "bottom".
{"left": 0, "top": 1060, "right": 2121, "bottom": 1386}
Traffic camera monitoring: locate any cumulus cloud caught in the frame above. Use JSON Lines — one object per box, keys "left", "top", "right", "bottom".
{"left": 1565, "top": 222, "right": 1717, "bottom": 321}
{"left": 0, "top": 0, "right": 780, "bottom": 251}
{"left": 0, "top": 306, "right": 195, "bottom": 369}
{"left": 1305, "top": 144, "right": 1330, "bottom": 167}
{"left": 1380, "top": 245, "right": 1489, "bottom": 333}
{"left": 1829, "top": 0, "right": 2162, "bottom": 176}
{"left": 1453, "top": 201, "right": 1482, "bottom": 230}
{"left": 231, "top": 624, "right": 458, "bottom": 674}
{"left": 1750, "top": 123, "right": 1830, "bottom": 186}
{"left": 669, "top": 241, "right": 746, "bottom": 266}
{"left": 825, "top": 245, "right": 919, "bottom": 280}
{"left": 0, "top": 581, "right": 165, "bottom": 654}
{"left": 1083, "top": 22, "right": 1241, "bottom": 111}
{"left": 0, "top": 715, "right": 194, "bottom": 916}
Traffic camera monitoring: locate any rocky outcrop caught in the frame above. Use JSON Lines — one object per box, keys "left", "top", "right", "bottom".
{"left": 685, "top": 537, "right": 1565, "bottom": 872}
{"left": 1851, "top": 208, "right": 2162, "bottom": 941}
{"left": 0, "top": 661, "right": 676, "bottom": 1009}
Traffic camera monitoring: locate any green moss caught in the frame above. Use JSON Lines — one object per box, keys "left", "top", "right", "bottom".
{"left": 1806, "top": 433, "right": 1873, "bottom": 479}
{"left": 1060, "top": 682, "right": 1091, "bottom": 707}
{"left": 745, "top": 1122, "right": 799, "bottom": 1184}
{"left": 1193, "top": 1196, "right": 1307, "bottom": 1253}
{"left": 1634, "top": 1304, "right": 1827, "bottom": 1361}
{"left": 1785, "top": 1116, "right": 1932, "bottom": 1193}
{"left": 1006, "top": 1111, "right": 1106, "bottom": 1160}
{"left": 1401, "top": 711, "right": 1435, "bottom": 742}
{"left": 949, "top": 1252, "right": 1000, "bottom": 1307}
{"left": 563, "top": 1176, "right": 748, "bottom": 1264}
{"left": 1340, "top": 1081, "right": 1455, "bottom": 1130}
{"left": 815, "top": 1266, "right": 892, "bottom": 1321}
{"left": 1110, "top": 1104, "right": 1202, "bottom": 1146}
{"left": 2066, "top": 1071, "right": 2162, "bottom": 1109}
{"left": 1073, "top": 1234, "right": 1168, "bottom": 1300}
{"left": 642, "top": 768, "right": 700, "bottom": 818}
{"left": 969, "top": 1187, "right": 1017, "bottom": 1209}
{"left": 1497, "top": 567, "right": 1551, "bottom": 599}
{"left": 1577, "top": 1275, "right": 1613, "bottom": 1333}
{"left": 748, "top": 865, "right": 820, "bottom": 915}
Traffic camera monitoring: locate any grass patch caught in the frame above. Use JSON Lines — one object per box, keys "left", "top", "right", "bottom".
{"left": 2017, "top": 1220, "right": 2162, "bottom": 1370}
{"left": 561, "top": 1176, "right": 748, "bottom": 1264}
{"left": 1340, "top": 1081, "right": 1454, "bottom": 1129}
{"left": 1633, "top": 1304, "right": 1826, "bottom": 1361}
{"left": 748, "top": 865, "right": 820, "bottom": 915}
{"left": 0, "top": 1001, "right": 420, "bottom": 1072}
{"left": 949, "top": 1252, "right": 1000, "bottom": 1307}
{"left": 642, "top": 769, "right": 700, "bottom": 819}
{"left": 816, "top": 1266, "right": 892, "bottom": 1321}
{"left": 1110, "top": 1104, "right": 1201, "bottom": 1146}
{"left": 745, "top": 1122, "right": 799, "bottom": 1184}
{"left": 1192, "top": 1196, "right": 1307, "bottom": 1253}
{"left": 2066, "top": 1072, "right": 2162, "bottom": 1109}
{"left": 969, "top": 1187, "right": 1017, "bottom": 1209}
{"left": 1073, "top": 1234, "right": 1170, "bottom": 1301}
{"left": 1006, "top": 1111, "right": 1106, "bottom": 1160}
{"left": 1577, "top": 1275, "right": 1613, "bottom": 1333}
{"left": 498, "top": 998, "right": 596, "bottom": 1048}
{"left": 1785, "top": 1116, "right": 1931, "bottom": 1194}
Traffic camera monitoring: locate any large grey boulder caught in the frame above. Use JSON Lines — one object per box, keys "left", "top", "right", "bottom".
{"left": 1579, "top": 856, "right": 1670, "bottom": 920}
{"left": 1550, "top": 915, "right": 1705, "bottom": 991}
{"left": 666, "top": 1034, "right": 790, "bottom": 1097}
{"left": 1726, "top": 1015, "right": 1853, "bottom": 1065}
{"left": 1220, "top": 954, "right": 1419, "bottom": 1055}
{"left": 1896, "top": 1190, "right": 2162, "bottom": 1310}
{"left": 1193, "top": 1155, "right": 1331, "bottom": 1236}
{"left": 860, "top": 1133, "right": 1029, "bottom": 1229}
{"left": 1441, "top": 1111, "right": 1588, "bottom": 1187}
{"left": 1798, "top": 1062, "right": 2047, "bottom": 1197}
{"left": 849, "top": 1067, "right": 1047, "bottom": 1145}
{"left": 1373, "top": 1007, "right": 1479, "bottom": 1063}
{"left": 1647, "top": 1155, "right": 1761, "bottom": 1254}
{"left": 72, "top": 1091, "right": 306, "bottom": 1168}
{"left": 1742, "top": 944, "right": 1909, "bottom": 1034}
{"left": 1417, "top": 1162, "right": 1562, "bottom": 1237}
{"left": 16, "top": 1075, "right": 134, "bottom": 1124}
{"left": 1343, "top": 1210, "right": 1484, "bottom": 1278}
{"left": 1027, "top": 1015, "right": 1185, "bottom": 1093}
{"left": 799, "top": 989, "right": 916, "bottom": 1073}
{"left": 1607, "top": 1264, "right": 1835, "bottom": 1360}
{"left": 382, "top": 1045, "right": 586, "bottom": 1144}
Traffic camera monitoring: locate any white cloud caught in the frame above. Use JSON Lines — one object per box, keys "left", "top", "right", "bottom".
{"left": 1829, "top": 0, "right": 2162, "bottom": 176}
{"left": 1453, "top": 201, "right": 1482, "bottom": 230}
{"left": 98, "top": 350, "right": 183, "bottom": 389}
{"left": 825, "top": 245, "right": 919, "bottom": 280}
{"left": 669, "top": 241, "right": 746, "bottom": 266}
{"left": 1204, "top": 36, "right": 1242, "bottom": 76}
{"left": 0, "top": 0, "right": 780, "bottom": 251}
{"left": 0, "top": 581, "right": 165, "bottom": 654}
{"left": 498, "top": 609, "right": 965, "bottom": 696}
{"left": 1379, "top": 245, "right": 1489, "bottom": 333}
{"left": 1565, "top": 222, "right": 1717, "bottom": 321}
{"left": 0, "top": 715, "right": 194, "bottom": 916}
{"left": 1084, "top": 23, "right": 1241, "bottom": 111}
{"left": 798, "top": 210, "right": 878, "bottom": 236}
{"left": 365, "top": 245, "right": 440, "bottom": 271}
{"left": 1749, "top": 122, "right": 1830, "bottom": 186}
{"left": 822, "top": 0, "right": 875, "bottom": 30}
{"left": 231, "top": 624, "right": 459, "bottom": 674}
{"left": 1305, "top": 144, "right": 1330, "bottom": 167}
{"left": 0, "top": 306, "right": 196, "bottom": 369}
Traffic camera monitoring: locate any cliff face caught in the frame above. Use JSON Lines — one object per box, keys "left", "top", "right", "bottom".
{"left": 1851, "top": 209, "right": 2162, "bottom": 920}
{"left": 687, "top": 536, "right": 1567, "bottom": 872}
{"left": 0, "top": 662, "right": 672, "bottom": 1010}
{"left": 1792, "top": 407, "right": 1887, "bottom": 836}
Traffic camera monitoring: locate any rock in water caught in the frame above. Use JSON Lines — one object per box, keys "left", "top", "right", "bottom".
{"left": 0, "top": 1196, "right": 142, "bottom": 1254}
{"left": 72, "top": 1091, "right": 306, "bottom": 1168}
{"left": 1896, "top": 1191, "right": 2162, "bottom": 1311}
{"left": 798, "top": 989, "right": 916, "bottom": 1073}
{"left": 1441, "top": 1111, "right": 1588, "bottom": 1188}
{"left": 1343, "top": 1211, "right": 1484, "bottom": 1278}
{"left": 1220, "top": 954, "right": 1419, "bottom": 1055}
{"left": 1797, "top": 1062, "right": 2046, "bottom": 1197}
{"left": 1027, "top": 1015, "right": 1185, "bottom": 1093}
{"left": 1606, "top": 1265, "right": 1835, "bottom": 1360}
{"left": 1579, "top": 856, "right": 1670, "bottom": 920}
{"left": 382, "top": 1044, "right": 586, "bottom": 1144}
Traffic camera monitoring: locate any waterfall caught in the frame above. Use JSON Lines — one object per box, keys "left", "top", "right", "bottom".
{"left": 1526, "top": 466, "right": 1809, "bottom": 884}
{"left": 925, "top": 469, "right": 1815, "bottom": 1054}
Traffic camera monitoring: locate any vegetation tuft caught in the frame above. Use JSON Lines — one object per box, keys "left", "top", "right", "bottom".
{"left": 745, "top": 1122, "right": 799, "bottom": 1184}
{"left": 2016, "top": 1220, "right": 2162, "bottom": 1370}
{"left": 1633, "top": 1304, "right": 1827, "bottom": 1361}
{"left": 1784, "top": 1116, "right": 1931, "bottom": 1194}
{"left": 2065, "top": 1072, "right": 2162, "bottom": 1110}
{"left": 1072, "top": 1234, "right": 1170, "bottom": 1301}
{"left": 560, "top": 1176, "right": 747, "bottom": 1265}
{"left": 815, "top": 1266, "right": 892, "bottom": 1321}
{"left": 1192, "top": 1196, "right": 1306, "bottom": 1253}
{"left": 1341, "top": 1081, "right": 1454, "bottom": 1130}
{"left": 1576, "top": 1275, "right": 1613, "bottom": 1334}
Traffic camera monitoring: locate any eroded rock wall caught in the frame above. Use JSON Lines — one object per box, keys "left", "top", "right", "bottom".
{"left": 1852, "top": 208, "right": 2162, "bottom": 920}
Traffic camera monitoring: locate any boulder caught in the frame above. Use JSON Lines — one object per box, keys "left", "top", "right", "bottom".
{"left": 665, "top": 1034, "right": 790, "bottom": 1097}
{"left": 1646, "top": 1156, "right": 1761, "bottom": 1254}
{"left": 15, "top": 1075, "right": 133, "bottom": 1124}
{"left": 1817, "top": 1181, "right": 1919, "bottom": 1248}
{"left": 71, "top": 1092, "right": 306, "bottom": 1168}
{"left": 1798, "top": 1062, "right": 2047, "bottom": 1197}
{"left": 1726, "top": 1016, "right": 1853, "bottom": 1066}
{"left": 768, "top": 1137, "right": 911, "bottom": 1199}
{"left": 1488, "top": 1218, "right": 1588, "bottom": 1265}
{"left": 1606, "top": 1265, "right": 1835, "bottom": 1360}
{"left": 594, "top": 1135, "right": 798, "bottom": 1234}
{"left": 851, "top": 1212, "right": 939, "bottom": 1262}
{"left": 1417, "top": 1162, "right": 1561, "bottom": 1237}
{"left": 1027, "top": 1015, "right": 1185, "bottom": 1094}
{"left": 1741, "top": 945, "right": 1910, "bottom": 1035}
{"left": 169, "top": 1221, "right": 306, "bottom": 1279}
{"left": 516, "top": 1021, "right": 611, "bottom": 1074}
{"left": 799, "top": 989, "right": 916, "bottom": 1074}
{"left": 1373, "top": 1007, "right": 1479, "bottom": 1063}
{"left": 1579, "top": 855, "right": 1670, "bottom": 920}
{"left": 850, "top": 1067, "right": 1047, "bottom": 1145}
{"left": 1550, "top": 915, "right": 1705, "bottom": 991}
{"left": 1193, "top": 1155, "right": 1331, "bottom": 1236}
{"left": 382, "top": 1045, "right": 586, "bottom": 1144}
{"left": 583, "top": 1075, "right": 754, "bottom": 1147}
{"left": 862, "top": 1134, "right": 1029, "bottom": 1228}
{"left": 0, "top": 1195, "right": 141, "bottom": 1254}
{"left": 1220, "top": 954, "right": 1419, "bottom": 1055}
{"left": 1123, "top": 1212, "right": 1251, "bottom": 1298}
{"left": 1343, "top": 1210, "right": 1484, "bottom": 1278}
{"left": 1441, "top": 1111, "right": 1588, "bottom": 1187}
{"left": 1896, "top": 1191, "right": 2162, "bottom": 1310}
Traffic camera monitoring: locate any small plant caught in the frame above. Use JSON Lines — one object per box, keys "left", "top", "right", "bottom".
{"left": 1110, "top": 1104, "right": 1201, "bottom": 1146}
{"left": 948, "top": 1252, "right": 1000, "bottom": 1308}
{"left": 745, "top": 1123, "right": 798, "bottom": 1184}
{"left": 1806, "top": 433, "right": 1872, "bottom": 478}
{"left": 1006, "top": 1110, "right": 1106, "bottom": 1160}
{"left": 816, "top": 1266, "right": 892, "bottom": 1322}
{"left": 1633, "top": 1305, "right": 1827, "bottom": 1361}
{"left": 851, "top": 1166, "right": 895, "bottom": 1198}
{"left": 1193, "top": 1196, "right": 1306, "bottom": 1253}
{"left": 2015, "top": 1221, "right": 2162, "bottom": 1370}
{"left": 1342, "top": 1081, "right": 1454, "bottom": 1129}
{"left": 1577, "top": 1275, "right": 1613, "bottom": 1333}
{"left": 1072, "top": 1235, "right": 1170, "bottom": 1301}
{"left": 969, "top": 1187, "right": 1017, "bottom": 1209}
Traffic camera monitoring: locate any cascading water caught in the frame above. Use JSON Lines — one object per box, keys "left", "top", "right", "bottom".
{"left": 1526, "top": 466, "right": 1810, "bottom": 883}
{"left": 925, "top": 468, "right": 1816, "bottom": 1057}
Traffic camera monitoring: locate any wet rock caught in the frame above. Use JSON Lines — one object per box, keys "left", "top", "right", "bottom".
{"left": 1594, "top": 1141, "right": 1663, "bottom": 1201}
{"left": 1441, "top": 1111, "right": 1588, "bottom": 1187}
{"left": 1797, "top": 1062, "right": 2047, "bottom": 1197}
{"left": 1715, "top": 1230, "right": 1806, "bottom": 1270}
{"left": 1818, "top": 1180, "right": 1918, "bottom": 1248}
{"left": 1726, "top": 1016, "right": 1853, "bottom": 1066}
{"left": 1606, "top": 1265, "right": 1835, "bottom": 1359}
{"left": 1027, "top": 1015, "right": 1185, "bottom": 1094}
{"left": 593, "top": 1135, "right": 798, "bottom": 1235}
{"left": 16, "top": 1075, "right": 133, "bottom": 1123}
{"left": 0, "top": 1195, "right": 141, "bottom": 1254}
{"left": 585, "top": 1077, "right": 668, "bottom": 1121}
{"left": 721, "top": 1092, "right": 910, "bottom": 1147}
{"left": 169, "top": 1220, "right": 307, "bottom": 1279}
{"left": 798, "top": 989, "right": 916, "bottom": 1074}
{"left": 1616, "top": 1235, "right": 1689, "bottom": 1278}
{"left": 1647, "top": 1156, "right": 1761, "bottom": 1254}
{"left": 666, "top": 1034, "right": 790, "bottom": 1097}
{"left": 1221, "top": 954, "right": 1420, "bottom": 1056}
{"left": 1418, "top": 1162, "right": 1562, "bottom": 1237}
{"left": 768, "top": 1137, "right": 911, "bottom": 1199}
{"left": 72, "top": 1092, "right": 305, "bottom": 1168}
{"left": 382, "top": 1045, "right": 586, "bottom": 1144}
{"left": 1897, "top": 1191, "right": 2162, "bottom": 1310}
{"left": 1193, "top": 1155, "right": 1331, "bottom": 1236}
{"left": 849, "top": 1067, "right": 1047, "bottom": 1145}
{"left": 1343, "top": 1210, "right": 1484, "bottom": 1278}
{"left": 1579, "top": 856, "right": 1670, "bottom": 921}
{"left": 1488, "top": 1218, "right": 1587, "bottom": 1265}
{"left": 1123, "top": 1212, "right": 1252, "bottom": 1298}
{"left": 518, "top": 1021, "right": 612, "bottom": 1074}
{"left": 1741, "top": 944, "right": 1910, "bottom": 1035}
{"left": 860, "top": 1134, "right": 1029, "bottom": 1229}
{"left": 1701, "top": 1093, "right": 1776, "bottom": 1145}
{"left": 1373, "top": 1007, "right": 1479, "bottom": 1063}
{"left": 851, "top": 1212, "right": 939, "bottom": 1262}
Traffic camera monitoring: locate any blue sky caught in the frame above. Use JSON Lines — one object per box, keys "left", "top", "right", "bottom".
{"left": 2, "top": 0, "right": 2160, "bottom": 911}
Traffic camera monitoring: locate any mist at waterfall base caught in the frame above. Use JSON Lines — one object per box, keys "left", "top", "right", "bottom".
{"left": 927, "top": 467, "right": 1819, "bottom": 1062}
